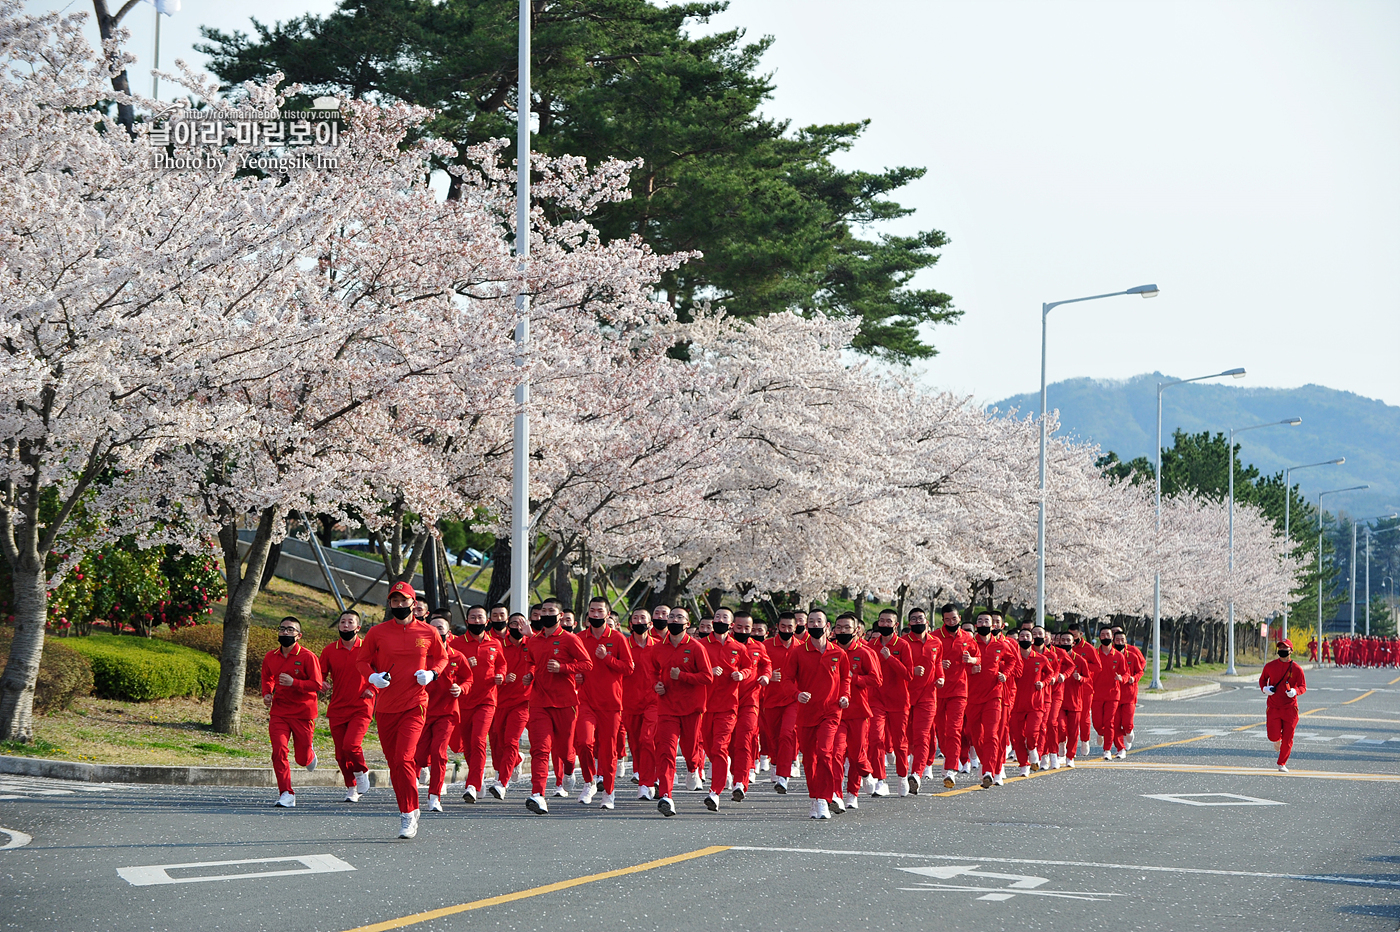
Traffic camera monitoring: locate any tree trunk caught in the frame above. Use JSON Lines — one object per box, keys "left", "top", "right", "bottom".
{"left": 92, "top": 0, "right": 136, "bottom": 133}
{"left": 211, "top": 507, "right": 278, "bottom": 735}
{"left": 485, "top": 536, "right": 511, "bottom": 608}
{"left": 894, "top": 584, "right": 907, "bottom": 622}
{"left": 553, "top": 551, "right": 573, "bottom": 610}
{"left": 853, "top": 591, "right": 865, "bottom": 627}
{"left": 576, "top": 562, "right": 595, "bottom": 618}
{"left": 0, "top": 560, "right": 48, "bottom": 742}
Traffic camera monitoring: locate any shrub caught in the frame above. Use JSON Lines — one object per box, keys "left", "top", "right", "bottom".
{"left": 0, "top": 631, "right": 94, "bottom": 714}
{"left": 169, "top": 623, "right": 281, "bottom": 688}
{"left": 63, "top": 635, "right": 220, "bottom": 701}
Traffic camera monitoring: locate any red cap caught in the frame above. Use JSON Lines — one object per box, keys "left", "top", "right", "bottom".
{"left": 1278, "top": 638, "right": 1293, "bottom": 650}
{"left": 388, "top": 581, "right": 418, "bottom": 601}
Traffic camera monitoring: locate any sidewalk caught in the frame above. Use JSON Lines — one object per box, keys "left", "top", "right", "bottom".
{"left": 1139, "top": 662, "right": 1316, "bottom": 701}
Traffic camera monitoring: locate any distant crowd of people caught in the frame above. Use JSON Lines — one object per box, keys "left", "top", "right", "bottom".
{"left": 1310, "top": 635, "right": 1399, "bottom": 667}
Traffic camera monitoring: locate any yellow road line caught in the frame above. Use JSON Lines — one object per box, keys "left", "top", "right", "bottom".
{"left": 931, "top": 764, "right": 1071, "bottom": 796}
{"left": 342, "top": 846, "right": 730, "bottom": 932}
{"left": 1342, "top": 690, "right": 1376, "bottom": 705}
{"left": 1303, "top": 714, "right": 1400, "bottom": 724}
{"left": 1389, "top": 674, "right": 1400, "bottom": 686}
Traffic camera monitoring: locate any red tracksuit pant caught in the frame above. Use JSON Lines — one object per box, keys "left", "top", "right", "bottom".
{"left": 840, "top": 716, "right": 870, "bottom": 796}
{"left": 761, "top": 703, "right": 799, "bottom": 779}
{"left": 376, "top": 705, "right": 427, "bottom": 813}
{"left": 655, "top": 711, "right": 702, "bottom": 798}
{"left": 269, "top": 714, "right": 315, "bottom": 796}
{"left": 456, "top": 702, "right": 495, "bottom": 794}
{"left": 489, "top": 702, "right": 529, "bottom": 784}
{"left": 624, "top": 706, "right": 659, "bottom": 786}
{"left": 1040, "top": 695, "right": 1064, "bottom": 756}
{"left": 868, "top": 707, "right": 907, "bottom": 780}
{"left": 413, "top": 713, "right": 456, "bottom": 797}
{"left": 1080, "top": 684, "right": 1095, "bottom": 743}
{"left": 936, "top": 695, "right": 968, "bottom": 772}
{"left": 1092, "top": 696, "right": 1119, "bottom": 751}
{"left": 528, "top": 705, "right": 577, "bottom": 798}
{"left": 1266, "top": 706, "right": 1299, "bottom": 765}
{"left": 798, "top": 718, "right": 841, "bottom": 800}
{"left": 1115, "top": 695, "right": 1136, "bottom": 750}
{"left": 703, "top": 708, "right": 738, "bottom": 794}
{"left": 1010, "top": 706, "right": 1044, "bottom": 766}
{"left": 1061, "top": 708, "right": 1081, "bottom": 760}
{"left": 907, "top": 700, "right": 938, "bottom": 775}
{"left": 730, "top": 705, "right": 760, "bottom": 789}
{"left": 328, "top": 712, "right": 371, "bottom": 787}
{"left": 967, "top": 697, "right": 1003, "bottom": 776}
{"left": 576, "top": 704, "right": 622, "bottom": 794}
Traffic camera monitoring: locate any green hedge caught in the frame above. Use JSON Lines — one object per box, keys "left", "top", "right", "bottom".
{"left": 63, "top": 635, "right": 220, "bottom": 701}
{"left": 0, "top": 631, "right": 94, "bottom": 714}
{"left": 168, "top": 623, "right": 283, "bottom": 688}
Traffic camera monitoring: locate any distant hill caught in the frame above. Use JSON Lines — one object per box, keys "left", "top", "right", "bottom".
{"left": 990, "top": 374, "right": 1400, "bottom": 519}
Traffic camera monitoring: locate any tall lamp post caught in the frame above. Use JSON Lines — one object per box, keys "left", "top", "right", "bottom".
{"left": 1150, "top": 367, "right": 1246, "bottom": 690}
{"left": 1280, "top": 458, "right": 1345, "bottom": 640}
{"left": 1356, "top": 518, "right": 1399, "bottom": 635}
{"left": 1226, "top": 417, "right": 1301, "bottom": 674}
{"left": 1037, "top": 283, "right": 1159, "bottom": 631}
{"left": 1385, "top": 576, "right": 1397, "bottom": 636}
{"left": 1317, "top": 485, "right": 1369, "bottom": 644}
{"left": 510, "top": 0, "right": 532, "bottom": 616}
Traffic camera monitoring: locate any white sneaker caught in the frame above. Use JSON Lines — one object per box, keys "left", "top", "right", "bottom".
{"left": 908, "top": 773, "right": 920, "bottom": 795}
{"left": 705, "top": 792, "right": 720, "bottom": 812}
{"left": 658, "top": 796, "right": 676, "bottom": 817}
{"left": 526, "top": 794, "right": 549, "bottom": 814}
{"left": 1066, "top": 758, "right": 1076, "bottom": 769}
{"left": 1048, "top": 753, "right": 1060, "bottom": 770}
{"left": 305, "top": 754, "right": 318, "bottom": 772}
{"left": 943, "top": 770, "right": 956, "bottom": 789}
{"left": 830, "top": 794, "right": 846, "bottom": 814}
{"left": 276, "top": 791, "right": 295, "bottom": 808}
{"left": 427, "top": 794, "right": 443, "bottom": 812}
{"left": 732, "top": 784, "right": 747, "bottom": 802}
{"left": 1104, "top": 751, "right": 1113, "bottom": 761}
{"left": 759, "top": 755, "right": 771, "bottom": 773}
{"left": 567, "top": 772, "right": 579, "bottom": 792}
{"left": 687, "top": 770, "right": 704, "bottom": 792}
{"left": 815, "top": 799, "right": 832, "bottom": 820}
{"left": 923, "top": 764, "right": 936, "bottom": 779}
{"left": 488, "top": 782, "right": 506, "bottom": 800}
{"left": 1018, "top": 765, "right": 1031, "bottom": 777}
{"left": 860, "top": 775, "right": 877, "bottom": 795}
{"left": 774, "top": 775, "right": 788, "bottom": 794}
{"left": 418, "top": 767, "right": 430, "bottom": 786}
{"left": 969, "top": 752, "right": 980, "bottom": 770}
{"left": 897, "top": 777, "right": 910, "bottom": 797}
{"left": 638, "top": 785, "right": 653, "bottom": 800}
{"left": 872, "top": 779, "right": 890, "bottom": 797}
{"left": 355, "top": 771, "right": 371, "bottom": 795}
{"left": 578, "top": 784, "right": 596, "bottom": 806}
{"left": 748, "top": 769, "right": 757, "bottom": 785}
{"left": 843, "top": 792, "right": 859, "bottom": 810}
{"left": 1126, "top": 730, "right": 1135, "bottom": 749}
{"left": 1058, "top": 741, "right": 1068, "bottom": 757}
{"left": 1029, "top": 749, "right": 1040, "bottom": 771}
{"left": 600, "top": 791, "right": 615, "bottom": 810}
{"left": 398, "top": 810, "right": 418, "bottom": 838}
{"left": 344, "top": 786, "right": 361, "bottom": 803}
{"left": 1277, "top": 764, "right": 1289, "bottom": 773}
{"left": 1116, "top": 749, "right": 1127, "bottom": 760}
{"left": 959, "top": 762, "right": 971, "bottom": 774}
{"left": 809, "top": 799, "right": 820, "bottom": 819}
{"left": 552, "top": 784, "right": 570, "bottom": 798}
{"left": 1078, "top": 739, "right": 1090, "bottom": 755}
{"left": 992, "top": 773, "right": 1004, "bottom": 786}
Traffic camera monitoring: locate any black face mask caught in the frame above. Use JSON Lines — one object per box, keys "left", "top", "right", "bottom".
{"left": 667, "top": 622, "right": 686, "bottom": 636}
{"left": 908, "top": 622, "right": 927, "bottom": 634}
{"left": 1032, "top": 637, "right": 1044, "bottom": 647}
{"left": 561, "top": 624, "right": 575, "bottom": 633}
{"left": 589, "top": 616, "right": 606, "bottom": 628}
{"left": 490, "top": 620, "right": 508, "bottom": 631}
{"left": 1278, "top": 650, "right": 1290, "bottom": 658}
{"left": 652, "top": 619, "right": 668, "bottom": 632}
{"left": 540, "top": 614, "right": 559, "bottom": 630}
{"left": 944, "top": 620, "right": 958, "bottom": 630}
{"left": 338, "top": 629, "right": 357, "bottom": 642}
{"left": 807, "top": 627, "right": 826, "bottom": 640}
{"left": 1018, "top": 640, "right": 1033, "bottom": 650}
{"left": 440, "top": 632, "right": 449, "bottom": 643}
{"left": 712, "top": 621, "right": 731, "bottom": 634}
{"left": 794, "top": 626, "right": 806, "bottom": 637}
{"left": 390, "top": 606, "right": 413, "bottom": 621}
{"left": 778, "top": 630, "right": 794, "bottom": 641}
{"left": 529, "top": 618, "right": 546, "bottom": 632}
{"left": 834, "top": 632, "right": 855, "bottom": 645}
{"left": 450, "top": 623, "right": 468, "bottom": 636}
{"left": 467, "top": 622, "right": 487, "bottom": 636}
{"left": 509, "top": 627, "right": 525, "bottom": 640}
{"left": 733, "top": 631, "right": 750, "bottom": 643}
{"left": 976, "top": 625, "right": 992, "bottom": 637}
{"left": 278, "top": 634, "right": 297, "bottom": 647}
{"left": 1099, "top": 637, "right": 1111, "bottom": 646}
{"left": 1113, "top": 643, "right": 1125, "bottom": 651}
{"left": 631, "top": 623, "right": 649, "bottom": 635}
{"left": 876, "top": 624, "right": 894, "bottom": 637}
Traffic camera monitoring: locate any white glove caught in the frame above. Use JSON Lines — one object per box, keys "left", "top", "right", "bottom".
{"left": 1286, "top": 687, "right": 1297, "bottom": 698}
{"left": 1262, "top": 685, "right": 1275, "bottom": 695}
{"left": 415, "top": 669, "right": 435, "bottom": 686}
{"left": 369, "top": 672, "right": 391, "bottom": 689}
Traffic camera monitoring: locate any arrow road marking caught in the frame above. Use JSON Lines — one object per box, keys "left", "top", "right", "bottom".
{"left": 0, "top": 827, "right": 32, "bottom": 850}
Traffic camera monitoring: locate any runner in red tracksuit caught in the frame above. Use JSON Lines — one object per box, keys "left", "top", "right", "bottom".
{"left": 791, "top": 611, "right": 851, "bottom": 819}
{"left": 965, "top": 616, "right": 1011, "bottom": 787}
{"left": 651, "top": 609, "right": 714, "bottom": 816}
{"left": 358, "top": 581, "right": 448, "bottom": 838}
{"left": 262, "top": 617, "right": 323, "bottom": 808}
{"left": 763, "top": 614, "right": 801, "bottom": 794}
{"left": 320, "top": 610, "right": 374, "bottom": 802}
{"left": 729, "top": 611, "right": 771, "bottom": 801}
{"left": 869, "top": 609, "right": 910, "bottom": 797}
{"left": 522, "top": 612, "right": 593, "bottom": 814}
{"left": 1057, "top": 632, "right": 1090, "bottom": 766}
{"left": 1260, "top": 639, "right": 1307, "bottom": 771}
{"left": 1010, "top": 631, "right": 1050, "bottom": 775}
{"left": 903, "top": 609, "right": 941, "bottom": 793}
{"left": 621, "top": 609, "right": 659, "bottom": 799}
{"left": 488, "top": 613, "right": 532, "bottom": 798}
{"left": 698, "top": 615, "right": 754, "bottom": 811}
{"left": 1090, "top": 626, "right": 1126, "bottom": 760}
{"left": 934, "top": 605, "right": 980, "bottom": 788}
{"left": 575, "top": 598, "right": 635, "bottom": 808}
{"left": 834, "top": 613, "right": 881, "bottom": 808}
{"left": 1113, "top": 631, "right": 1146, "bottom": 753}
{"left": 1069, "top": 625, "right": 1101, "bottom": 751}
{"left": 448, "top": 607, "right": 503, "bottom": 804}
{"left": 1036, "top": 628, "right": 1068, "bottom": 768}
{"left": 413, "top": 618, "right": 470, "bottom": 811}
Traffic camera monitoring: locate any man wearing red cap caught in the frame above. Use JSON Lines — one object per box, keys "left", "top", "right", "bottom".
{"left": 1259, "top": 638, "right": 1307, "bottom": 771}
{"left": 358, "top": 581, "right": 448, "bottom": 839}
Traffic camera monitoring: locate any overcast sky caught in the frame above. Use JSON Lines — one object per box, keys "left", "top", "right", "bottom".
{"left": 31, "top": 0, "right": 1400, "bottom": 406}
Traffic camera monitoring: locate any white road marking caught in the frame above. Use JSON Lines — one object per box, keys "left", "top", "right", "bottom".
{"left": 1145, "top": 729, "right": 1179, "bottom": 735}
{"left": 117, "top": 854, "right": 355, "bottom": 886}
{"left": 0, "top": 826, "right": 32, "bottom": 849}
{"left": 727, "top": 846, "right": 1400, "bottom": 889}
{"left": 1142, "top": 792, "right": 1284, "bottom": 807}
{"left": 1077, "top": 761, "right": 1400, "bottom": 782}
{"left": 0, "top": 776, "right": 109, "bottom": 798}
{"left": 897, "top": 865, "right": 1126, "bottom": 902}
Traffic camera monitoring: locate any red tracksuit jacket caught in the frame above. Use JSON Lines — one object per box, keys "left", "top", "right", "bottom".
{"left": 652, "top": 633, "right": 714, "bottom": 716}
{"left": 934, "top": 626, "right": 980, "bottom": 698}
{"left": 1091, "top": 645, "right": 1126, "bottom": 703}
{"left": 319, "top": 637, "right": 372, "bottom": 721}
{"left": 737, "top": 637, "right": 772, "bottom": 711}
{"left": 449, "top": 633, "right": 504, "bottom": 710}
{"left": 791, "top": 640, "right": 852, "bottom": 727}
{"left": 1012, "top": 649, "right": 1050, "bottom": 711}
{"left": 872, "top": 635, "right": 910, "bottom": 712}
{"left": 702, "top": 635, "right": 755, "bottom": 714}
{"left": 1259, "top": 659, "right": 1307, "bottom": 712}
{"left": 843, "top": 639, "right": 883, "bottom": 719}
{"left": 579, "top": 626, "right": 635, "bottom": 712}
{"left": 524, "top": 629, "right": 593, "bottom": 709}
{"left": 497, "top": 633, "right": 532, "bottom": 706}
{"left": 262, "top": 645, "right": 323, "bottom": 719}
{"left": 903, "top": 633, "right": 940, "bottom": 704}
{"left": 425, "top": 646, "right": 471, "bottom": 721}
{"left": 966, "top": 635, "right": 1010, "bottom": 705}
{"left": 621, "top": 636, "right": 658, "bottom": 711}
{"left": 764, "top": 636, "right": 800, "bottom": 708}
{"left": 356, "top": 619, "right": 449, "bottom": 714}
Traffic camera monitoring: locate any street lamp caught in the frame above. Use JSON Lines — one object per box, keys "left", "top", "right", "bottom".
{"left": 1386, "top": 576, "right": 1397, "bottom": 637}
{"left": 1226, "top": 417, "right": 1301, "bottom": 674}
{"left": 1317, "top": 485, "right": 1369, "bottom": 645}
{"left": 1356, "top": 519, "right": 1400, "bottom": 635}
{"left": 1280, "top": 458, "right": 1345, "bottom": 640}
{"left": 1150, "top": 367, "right": 1246, "bottom": 689}
{"left": 1041, "top": 282, "right": 1159, "bottom": 632}
{"left": 510, "top": 0, "right": 532, "bottom": 617}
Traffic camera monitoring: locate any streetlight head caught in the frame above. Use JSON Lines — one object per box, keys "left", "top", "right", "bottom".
{"left": 1126, "top": 284, "right": 1160, "bottom": 298}
{"left": 1225, "top": 368, "right": 1246, "bottom": 378}
{"left": 1330, "top": 458, "right": 1345, "bottom": 465}
{"left": 1283, "top": 417, "right": 1302, "bottom": 426}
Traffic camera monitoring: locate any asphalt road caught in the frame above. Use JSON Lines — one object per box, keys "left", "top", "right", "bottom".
{"left": 2, "top": 665, "right": 1398, "bottom": 932}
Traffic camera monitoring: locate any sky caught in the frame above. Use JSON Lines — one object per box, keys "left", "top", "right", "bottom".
{"left": 28, "top": 0, "right": 1400, "bottom": 407}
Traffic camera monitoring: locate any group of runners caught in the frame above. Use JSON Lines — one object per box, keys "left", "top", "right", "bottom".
{"left": 1310, "top": 635, "right": 1399, "bottom": 667}
{"left": 261, "top": 580, "right": 1178, "bottom": 837}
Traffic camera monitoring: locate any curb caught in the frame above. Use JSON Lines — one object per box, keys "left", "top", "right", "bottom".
{"left": 1138, "top": 682, "right": 1222, "bottom": 702}
{"left": 0, "top": 753, "right": 400, "bottom": 787}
